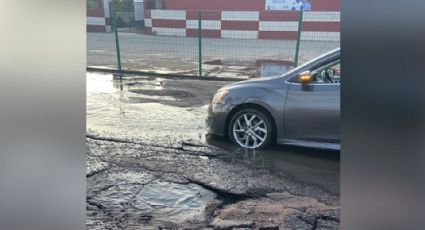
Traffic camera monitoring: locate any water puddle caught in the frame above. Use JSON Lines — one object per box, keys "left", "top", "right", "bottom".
{"left": 87, "top": 71, "right": 339, "bottom": 197}
{"left": 206, "top": 135, "right": 340, "bottom": 195}
{"left": 135, "top": 181, "right": 217, "bottom": 223}
{"left": 86, "top": 72, "right": 224, "bottom": 141}
{"left": 88, "top": 167, "right": 218, "bottom": 225}
{"left": 204, "top": 59, "right": 294, "bottom": 77}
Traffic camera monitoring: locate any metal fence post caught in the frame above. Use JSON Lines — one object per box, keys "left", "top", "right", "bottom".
{"left": 294, "top": 10, "right": 303, "bottom": 67}
{"left": 128, "top": 12, "right": 131, "bottom": 32}
{"left": 198, "top": 10, "right": 202, "bottom": 77}
{"left": 112, "top": 10, "right": 122, "bottom": 73}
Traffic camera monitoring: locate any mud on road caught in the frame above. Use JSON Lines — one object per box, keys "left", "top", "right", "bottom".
{"left": 86, "top": 72, "right": 340, "bottom": 229}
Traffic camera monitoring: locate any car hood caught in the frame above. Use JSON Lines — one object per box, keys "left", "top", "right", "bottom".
{"left": 221, "top": 76, "right": 277, "bottom": 90}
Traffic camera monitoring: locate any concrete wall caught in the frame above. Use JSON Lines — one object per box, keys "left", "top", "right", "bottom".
{"left": 150, "top": 0, "right": 340, "bottom": 12}
{"left": 87, "top": 0, "right": 112, "bottom": 32}
{"left": 144, "top": 10, "right": 340, "bottom": 41}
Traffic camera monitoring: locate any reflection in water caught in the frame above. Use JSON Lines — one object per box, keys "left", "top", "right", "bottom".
{"left": 87, "top": 72, "right": 206, "bottom": 141}
{"left": 206, "top": 135, "right": 340, "bottom": 195}
{"left": 87, "top": 72, "right": 339, "bottom": 195}
{"left": 112, "top": 73, "right": 124, "bottom": 91}
{"left": 136, "top": 181, "right": 216, "bottom": 223}
{"left": 231, "top": 147, "right": 266, "bottom": 168}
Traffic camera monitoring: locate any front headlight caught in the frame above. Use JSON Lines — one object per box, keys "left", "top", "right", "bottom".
{"left": 210, "top": 90, "right": 229, "bottom": 104}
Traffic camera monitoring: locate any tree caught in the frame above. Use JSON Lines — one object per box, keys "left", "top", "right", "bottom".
{"left": 87, "top": 0, "right": 101, "bottom": 9}
{"left": 111, "top": 0, "right": 134, "bottom": 12}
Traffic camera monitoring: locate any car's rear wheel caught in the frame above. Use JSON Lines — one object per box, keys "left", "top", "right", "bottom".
{"left": 228, "top": 108, "right": 274, "bottom": 149}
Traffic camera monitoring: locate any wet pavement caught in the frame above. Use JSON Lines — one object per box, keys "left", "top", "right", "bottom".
{"left": 87, "top": 32, "right": 339, "bottom": 78}
{"left": 206, "top": 137, "right": 340, "bottom": 196}
{"left": 87, "top": 72, "right": 227, "bottom": 141}
{"left": 203, "top": 59, "right": 294, "bottom": 78}
{"left": 86, "top": 72, "right": 340, "bottom": 229}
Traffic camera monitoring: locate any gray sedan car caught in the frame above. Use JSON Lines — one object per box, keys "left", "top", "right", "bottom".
{"left": 206, "top": 48, "right": 340, "bottom": 150}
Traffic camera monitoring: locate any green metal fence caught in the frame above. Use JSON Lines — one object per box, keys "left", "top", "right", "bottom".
{"left": 87, "top": 9, "right": 340, "bottom": 78}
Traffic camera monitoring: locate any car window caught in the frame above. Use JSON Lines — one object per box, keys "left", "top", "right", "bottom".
{"left": 285, "top": 52, "right": 340, "bottom": 83}
{"left": 310, "top": 60, "right": 341, "bottom": 84}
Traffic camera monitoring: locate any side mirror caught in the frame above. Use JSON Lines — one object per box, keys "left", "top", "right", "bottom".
{"left": 298, "top": 71, "right": 313, "bottom": 84}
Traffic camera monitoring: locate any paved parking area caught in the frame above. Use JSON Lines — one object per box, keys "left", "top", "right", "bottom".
{"left": 87, "top": 32, "right": 339, "bottom": 77}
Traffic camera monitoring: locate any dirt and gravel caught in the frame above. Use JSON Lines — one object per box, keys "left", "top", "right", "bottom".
{"left": 86, "top": 72, "right": 340, "bottom": 229}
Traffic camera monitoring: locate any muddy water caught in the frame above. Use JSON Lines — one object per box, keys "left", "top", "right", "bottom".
{"left": 87, "top": 72, "right": 231, "bottom": 227}
{"left": 206, "top": 136, "right": 340, "bottom": 195}
{"left": 87, "top": 72, "right": 339, "bottom": 194}
{"left": 88, "top": 172, "right": 218, "bottom": 225}
{"left": 87, "top": 72, "right": 212, "bottom": 141}
{"left": 87, "top": 72, "right": 340, "bottom": 226}
{"left": 135, "top": 181, "right": 217, "bottom": 222}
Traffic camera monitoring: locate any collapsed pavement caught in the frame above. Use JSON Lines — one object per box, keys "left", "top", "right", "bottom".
{"left": 86, "top": 73, "right": 339, "bottom": 229}
{"left": 87, "top": 132, "right": 339, "bottom": 229}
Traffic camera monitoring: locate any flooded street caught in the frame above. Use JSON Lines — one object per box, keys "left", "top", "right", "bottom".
{"left": 87, "top": 72, "right": 219, "bottom": 141}
{"left": 206, "top": 137, "right": 340, "bottom": 196}
{"left": 86, "top": 72, "right": 340, "bottom": 229}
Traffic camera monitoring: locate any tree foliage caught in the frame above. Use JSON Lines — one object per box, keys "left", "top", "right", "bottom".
{"left": 87, "top": 0, "right": 100, "bottom": 9}
{"left": 87, "top": 0, "right": 134, "bottom": 12}
{"left": 111, "top": 0, "right": 134, "bottom": 12}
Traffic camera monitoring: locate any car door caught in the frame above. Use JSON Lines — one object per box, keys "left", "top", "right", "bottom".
{"left": 284, "top": 60, "right": 340, "bottom": 143}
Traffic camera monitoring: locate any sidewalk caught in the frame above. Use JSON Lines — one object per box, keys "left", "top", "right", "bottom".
{"left": 87, "top": 32, "right": 339, "bottom": 78}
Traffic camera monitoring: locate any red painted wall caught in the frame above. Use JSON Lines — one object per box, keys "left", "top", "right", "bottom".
{"left": 163, "top": 0, "right": 264, "bottom": 11}
{"left": 311, "top": 0, "right": 340, "bottom": 11}
{"left": 156, "top": 0, "right": 339, "bottom": 12}
{"left": 87, "top": 0, "right": 105, "bottom": 17}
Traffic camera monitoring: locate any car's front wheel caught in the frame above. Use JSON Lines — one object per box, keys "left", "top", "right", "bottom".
{"left": 228, "top": 108, "right": 274, "bottom": 149}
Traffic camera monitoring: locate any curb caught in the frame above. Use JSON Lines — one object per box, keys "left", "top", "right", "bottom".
{"left": 86, "top": 67, "right": 246, "bottom": 82}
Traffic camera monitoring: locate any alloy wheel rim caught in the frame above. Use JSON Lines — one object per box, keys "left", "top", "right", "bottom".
{"left": 233, "top": 113, "right": 268, "bottom": 149}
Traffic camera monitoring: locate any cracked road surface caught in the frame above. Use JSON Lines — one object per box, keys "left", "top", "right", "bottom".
{"left": 87, "top": 72, "right": 340, "bottom": 229}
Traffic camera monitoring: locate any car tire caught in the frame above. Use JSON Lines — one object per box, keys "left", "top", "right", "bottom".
{"left": 228, "top": 108, "right": 274, "bottom": 149}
